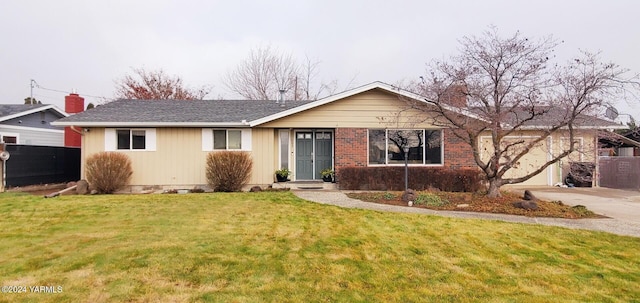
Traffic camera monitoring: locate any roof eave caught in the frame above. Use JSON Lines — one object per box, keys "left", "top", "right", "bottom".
{"left": 598, "top": 130, "right": 640, "bottom": 148}
{"left": 249, "top": 81, "right": 485, "bottom": 126}
{"left": 50, "top": 121, "right": 249, "bottom": 127}
{"left": 516, "top": 124, "right": 627, "bottom": 130}
{"left": 0, "top": 104, "right": 68, "bottom": 122}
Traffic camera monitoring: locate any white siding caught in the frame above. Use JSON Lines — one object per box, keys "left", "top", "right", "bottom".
{"left": 0, "top": 126, "right": 64, "bottom": 146}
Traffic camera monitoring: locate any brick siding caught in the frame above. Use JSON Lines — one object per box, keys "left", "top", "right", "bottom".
{"left": 335, "top": 128, "right": 368, "bottom": 168}
{"left": 443, "top": 128, "right": 477, "bottom": 169}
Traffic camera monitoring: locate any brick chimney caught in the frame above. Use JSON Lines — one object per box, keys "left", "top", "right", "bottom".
{"left": 64, "top": 92, "right": 84, "bottom": 147}
{"left": 440, "top": 84, "right": 468, "bottom": 108}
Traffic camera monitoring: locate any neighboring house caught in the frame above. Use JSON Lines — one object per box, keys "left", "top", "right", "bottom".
{"left": 598, "top": 130, "right": 640, "bottom": 157}
{"left": 0, "top": 104, "right": 68, "bottom": 146}
{"left": 51, "top": 82, "right": 622, "bottom": 191}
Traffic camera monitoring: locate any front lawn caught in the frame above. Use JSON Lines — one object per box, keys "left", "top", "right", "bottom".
{"left": 0, "top": 192, "right": 638, "bottom": 302}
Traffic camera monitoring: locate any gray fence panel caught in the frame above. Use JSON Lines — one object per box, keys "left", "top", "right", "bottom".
{"left": 599, "top": 157, "right": 640, "bottom": 189}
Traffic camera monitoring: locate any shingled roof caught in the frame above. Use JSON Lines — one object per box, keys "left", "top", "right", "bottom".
{"left": 52, "top": 99, "right": 313, "bottom": 127}
{"left": 0, "top": 104, "right": 46, "bottom": 117}
{"left": 468, "top": 106, "right": 623, "bottom": 129}
{"left": 51, "top": 82, "right": 623, "bottom": 130}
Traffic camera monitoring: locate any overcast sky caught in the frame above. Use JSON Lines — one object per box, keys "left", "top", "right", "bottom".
{"left": 1, "top": 0, "right": 638, "bottom": 120}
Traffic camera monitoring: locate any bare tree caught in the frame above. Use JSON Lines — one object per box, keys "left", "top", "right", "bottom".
{"left": 24, "top": 97, "right": 41, "bottom": 104}
{"left": 115, "top": 68, "right": 211, "bottom": 100}
{"left": 298, "top": 55, "right": 338, "bottom": 100}
{"left": 411, "top": 27, "right": 638, "bottom": 197}
{"left": 224, "top": 46, "right": 336, "bottom": 100}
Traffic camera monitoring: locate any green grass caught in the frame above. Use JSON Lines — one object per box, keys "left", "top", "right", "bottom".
{"left": 0, "top": 192, "right": 639, "bottom": 302}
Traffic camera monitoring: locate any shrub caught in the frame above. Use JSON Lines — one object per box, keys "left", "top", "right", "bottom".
{"left": 571, "top": 205, "right": 595, "bottom": 217}
{"left": 206, "top": 151, "right": 253, "bottom": 192}
{"left": 414, "top": 192, "right": 449, "bottom": 207}
{"left": 85, "top": 152, "right": 133, "bottom": 194}
{"left": 383, "top": 192, "right": 396, "bottom": 200}
{"left": 337, "top": 166, "right": 483, "bottom": 192}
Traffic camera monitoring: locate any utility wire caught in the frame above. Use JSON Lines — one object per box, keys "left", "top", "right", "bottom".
{"left": 31, "top": 80, "right": 111, "bottom": 100}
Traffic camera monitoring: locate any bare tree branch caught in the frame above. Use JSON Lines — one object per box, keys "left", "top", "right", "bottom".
{"left": 224, "top": 45, "right": 338, "bottom": 101}
{"left": 409, "top": 27, "right": 638, "bottom": 197}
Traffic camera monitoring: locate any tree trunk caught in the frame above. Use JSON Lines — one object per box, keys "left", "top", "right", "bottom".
{"left": 486, "top": 179, "right": 502, "bottom": 198}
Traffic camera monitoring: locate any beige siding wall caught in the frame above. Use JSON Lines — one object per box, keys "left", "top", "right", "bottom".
{"left": 81, "top": 127, "right": 105, "bottom": 180}
{"left": 261, "top": 89, "right": 438, "bottom": 129}
{"left": 251, "top": 128, "right": 277, "bottom": 184}
{"left": 81, "top": 127, "right": 278, "bottom": 188}
{"left": 479, "top": 130, "right": 598, "bottom": 186}
{"left": 83, "top": 128, "right": 207, "bottom": 186}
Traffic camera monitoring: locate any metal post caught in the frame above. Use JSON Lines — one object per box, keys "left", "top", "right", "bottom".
{"left": 30, "top": 79, "right": 36, "bottom": 104}
{"left": 2, "top": 159, "right": 5, "bottom": 192}
{"left": 0, "top": 148, "right": 10, "bottom": 192}
{"left": 404, "top": 146, "right": 409, "bottom": 191}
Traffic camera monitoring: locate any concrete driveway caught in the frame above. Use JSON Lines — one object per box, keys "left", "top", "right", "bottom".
{"left": 509, "top": 186, "right": 640, "bottom": 223}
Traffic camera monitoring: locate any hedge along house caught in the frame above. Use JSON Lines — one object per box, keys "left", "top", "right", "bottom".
{"left": 51, "top": 82, "right": 621, "bottom": 191}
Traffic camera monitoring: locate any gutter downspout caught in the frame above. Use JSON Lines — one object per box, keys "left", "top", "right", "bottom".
{"left": 70, "top": 126, "right": 83, "bottom": 135}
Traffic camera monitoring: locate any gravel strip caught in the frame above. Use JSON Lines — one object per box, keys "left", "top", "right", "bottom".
{"left": 293, "top": 190, "right": 640, "bottom": 238}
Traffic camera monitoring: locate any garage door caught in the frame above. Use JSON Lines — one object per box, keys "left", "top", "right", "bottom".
{"left": 480, "top": 136, "right": 550, "bottom": 186}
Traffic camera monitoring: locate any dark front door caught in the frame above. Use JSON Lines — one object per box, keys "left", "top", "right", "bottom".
{"left": 295, "top": 131, "right": 333, "bottom": 180}
{"left": 296, "top": 132, "right": 314, "bottom": 180}
{"left": 314, "top": 131, "right": 333, "bottom": 179}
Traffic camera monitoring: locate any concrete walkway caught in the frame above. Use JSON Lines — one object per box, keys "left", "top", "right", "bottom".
{"left": 293, "top": 190, "right": 640, "bottom": 238}
{"left": 515, "top": 186, "right": 640, "bottom": 223}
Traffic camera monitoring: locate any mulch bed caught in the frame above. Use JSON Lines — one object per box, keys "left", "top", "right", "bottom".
{"left": 346, "top": 190, "right": 604, "bottom": 219}
{"left": 6, "top": 183, "right": 68, "bottom": 196}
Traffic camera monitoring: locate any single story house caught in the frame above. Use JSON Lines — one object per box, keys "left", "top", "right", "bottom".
{"left": 51, "top": 82, "right": 622, "bottom": 191}
{"left": 0, "top": 104, "right": 68, "bottom": 146}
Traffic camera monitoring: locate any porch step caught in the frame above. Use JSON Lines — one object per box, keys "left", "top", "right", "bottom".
{"left": 272, "top": 181, "right": 337, "bottom": 190}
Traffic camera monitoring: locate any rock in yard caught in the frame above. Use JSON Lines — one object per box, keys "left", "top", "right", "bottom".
{"left": 249, "top": 186, "right": 262, "bottom": 192}
{"left": 402, "top": 189, "right": 416, "bottom": 202}
{"left": 76, "top": 179, "right": 89, "bottom": 195}
{"left": 456, "top": 204, "right": 470, "bottom": 208}
{"left": 512, "top": 200, "right": 539, "bottom": 210}
{"left": 523, "top": 190, "right": 538, "bottom": 201}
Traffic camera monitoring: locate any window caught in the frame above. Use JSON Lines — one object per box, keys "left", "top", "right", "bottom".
{"left": 279, "top": 130, "right": 290, "bottom": 169}
{"left": 1, "top": 136, "right": 17, "bottom": 144}
{"left": 0, "top": 132, "right": 19, "bottom": 144}
{"left": 202, "top": 128, "right": 251, "bottom": 151}
{"left": 105, "top": 128, "right": 156, "bottom": 151}
{"left": 560, "top": 137, "right": 584, "bottom": 162}
{"left": 213, "top": 129, "right": 242, "bottom": 150}
{"left": 117, "top": 129, "right": 146, "bottom": 150}
{"left": 368, "top": 129, "right": 442, "bottom": 165}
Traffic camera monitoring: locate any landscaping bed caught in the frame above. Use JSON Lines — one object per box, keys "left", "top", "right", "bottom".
{"left": 346, "top": 190, "right": 603, "bottom": 218}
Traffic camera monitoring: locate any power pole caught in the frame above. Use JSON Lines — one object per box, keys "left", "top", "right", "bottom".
{"left": 29, "top": 79, "right": 37, "bottom": 104}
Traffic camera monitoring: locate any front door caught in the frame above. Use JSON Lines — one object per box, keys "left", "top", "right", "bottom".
{"left": 314, "top": 131, "right": 332, "bottom": 179}
{"left": 295, "top": 131, "right": 333, "bottom": 180}
{"left": 296, "top": 132, "right": 314, "bottom": 180}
